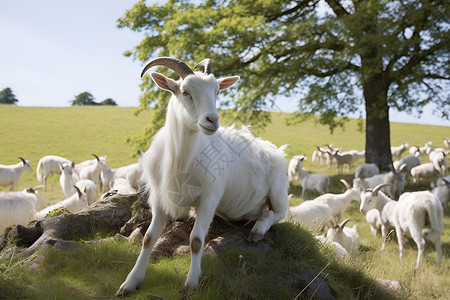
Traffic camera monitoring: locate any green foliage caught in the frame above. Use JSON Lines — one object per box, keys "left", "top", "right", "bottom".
{"left": 118, "top": 0, "right": 449, "bottom": 166}
{"left": 98, "top": 98, "right": 118, "bottom": 106}
{"left": 70, "top": 92, "right": 118, "bottom": 106}
{"left": 0, "top": 87, "right": 18, "bottom": 105}
{"left": 70, "top": 91, "right": 97, "bottom": 106}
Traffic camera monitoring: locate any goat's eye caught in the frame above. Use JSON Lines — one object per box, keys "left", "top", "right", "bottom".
{"left": 182, "top": 90, "right": 190, "bottom": 97}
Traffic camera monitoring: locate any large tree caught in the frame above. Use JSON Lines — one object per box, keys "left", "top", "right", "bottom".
{"left": 119, "top": 0, "right": 449, "bottom": 168}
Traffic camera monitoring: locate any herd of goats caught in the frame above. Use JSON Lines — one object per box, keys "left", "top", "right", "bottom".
{"left": 0, "top": 57, "right": 449, "bottom": 296}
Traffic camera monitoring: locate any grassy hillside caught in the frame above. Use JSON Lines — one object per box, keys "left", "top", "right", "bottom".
{"left": 0, "top": 106, "right": 449, "bottom": 299}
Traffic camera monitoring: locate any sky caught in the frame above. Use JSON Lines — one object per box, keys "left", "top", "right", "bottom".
{"left": 1, "top": 1, "right": 449, "bottom": 127}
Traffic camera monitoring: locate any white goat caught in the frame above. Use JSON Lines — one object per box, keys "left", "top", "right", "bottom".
{"left": 431, "top": 178, "right": 450, "bottom": 209}
{"left": 444, "top": 138, "right": 450, "bottom": 148}
{"left": 36, "top": 155, "right": 71, "bottom": 188}
{"left": 315, "top": 234, "right": 349, "bottom": 259}
{"left": 409, "top": 142, "right": 432, "bottom": 157}
{"left": 361, "top": 185, "right": 444, "bottom": 268}
{"left": 312, "top": 146, "right": 332, "bottom": 166}
{"left": 365, "top": 209, "right": 382, "bottom": 237}
{"left": 353, "top": 171, "right": 406, "bottom": 199}
{"left": 75, "top": 179, "right": 98, "bottom": 205}
{"left": 285, "top": 201, "right": 333, "bottom": 235}
{"left": 287, "top": 155, "right": 330, "bottom": 199}
{"left": 390, "top": 143, "right": 409, "bottom": 160}
{"left": 99, "top": 160, "right": 141, "bottom": 193}
{"left": 427, "top": 149, "right": 448, "bottom": 177}
{"left": 35, "top": 186, "right": 88, "bottom": 220}
{"left": 410, "top": 163, "right": 439, "bottom": 183}
{"left": 0, "top": 186, "right": 45, "bottom": 233}
{"left": 393, "top": 155, "right": 421, "bottom": 177}
{"left": 59, "top": 162, "right": 79, "bottom": 197}
{"left": 325, "top": 219, "right": 359, "bottom": 255}
{"left": 116, "top": 58, "right": 289, "bottom": 296}
{"left": 328, "top": 150, "right": 357, "bottom": 173}
{"left": 100, "top": 178, "right": 137, "bottom": 201}
{"left": 354, "top": 163, "right": 379, "bottom": 179}
{"left": 298, "top": 167, "right": 330, "bottom": 199}
{"left": 359, "top": 184, "right": 400, "bottom": 251}
{"left": 0, "top": 157, "right": 33, "bottom": 191}
{"left": 287, "top": 155, "right": 306, "bottom": 184}
{"left": 77, "top": 154, "right": 103, "bottom": 188}
{"left": 312, "top": 179, "right": 360, "bottom": 223}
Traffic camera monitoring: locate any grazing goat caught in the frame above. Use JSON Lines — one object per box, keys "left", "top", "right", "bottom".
{"left": 0, "top": 186, "right": 45, "bottom": 232}
{"left": 285, "top": 201, "right": 333, "bottom": 235}
{"left": 354, "top": 163, "right": 379, "bottom": 179}
{"left": 393, "top": 155, "right": 421, "bottom": 177}
{"left": 390, "top": 143, "right": 409, "bottom": 160}
{"left": 427, "top": 149, "right": 448, "bottom": 177}
{"left": 328, "top": 150, "right": 357, "bottom": 173}
{"left": 325, "top": 218, "right": 359, "bottom": 255}
{"left": 0, "top": 157, "right": 33, "bottom": 191}
{"left": 35, "top": 186, "right": 88, "bottom": 220}
{"left": 116, "top": 58, "right": 289, "bottom": 296}
{"left": 312, "top": 179, "right": 360, "bottom": 224}
{"left": 59, "top": 162, "right": 79, "bottom": 197}
{"left": 360, "top": 185, "right": 443, "bottom": 268}
{"left": 410, "top": 163, "right": 439, "bottom": 183}
{"left": 36, "top": 155, "right": 71, "bottom": 188}
{"left": 432, "top": 178, "right": 450, "bottom": 209}
{"left": 288, "top": 155, "right": 330, "bottom": 199}
{"left": 353, "top": 171, "right": 406, "bottom": 199}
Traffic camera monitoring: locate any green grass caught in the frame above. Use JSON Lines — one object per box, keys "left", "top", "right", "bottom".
{"left": 0, "top": 106, "right": 449, "bottom": 299}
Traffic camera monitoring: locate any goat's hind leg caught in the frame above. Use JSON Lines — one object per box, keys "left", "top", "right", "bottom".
{"left": 249, "top": 170, "right": 289, "bottom": 242}
{"left": 115, "top": 203, "right": 167, "bottom": 297}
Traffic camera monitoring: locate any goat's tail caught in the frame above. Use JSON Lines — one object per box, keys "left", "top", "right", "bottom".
{"left": 36, "top": 159, "right": 43, "bottom": 182}
{"left": 422, "top": 196, "right": 444, "bottom": 241}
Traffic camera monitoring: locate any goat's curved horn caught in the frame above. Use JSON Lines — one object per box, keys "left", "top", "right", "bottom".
{"left": 340, "top": 179, "right": 352, "bottom": 190}
{"left": 339, "top": 218, "right": 352, "bottom": 230}
{"left": 194, "top": 58, "right": 212, "bottom": 75}
{"left": 91, "top": 154, "right": 100, "bottom": 161}
{"left": 18, "top": 156, "right": 26, "bottom": 164}
{"left": 372, "top": 183, "right": 392, "bottom": 196}
{"left": 33, "top": 185, "right": 45, "bottom": 191}
{"left": 141, "top": 57, "right": 194, "bottom": 79}
{"left": 74, "top": 185, "right": 82, "bottom": 197}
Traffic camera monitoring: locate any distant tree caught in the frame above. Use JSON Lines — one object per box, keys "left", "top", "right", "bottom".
{"left": 99, "top": 98, "right": 118, "bottom": 106}
{"left": 0, "top": 87, "right": 18, "bottom": 105}
{"left": 70, "top": 92, "right": 98, "bottom": 106}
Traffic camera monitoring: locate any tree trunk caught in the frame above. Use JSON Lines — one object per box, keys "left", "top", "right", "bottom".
{"left": 363, "top": 74, "right": 393, "bottom": 170}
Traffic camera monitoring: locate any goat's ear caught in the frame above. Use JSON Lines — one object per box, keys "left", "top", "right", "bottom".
{"left": 150, "top": 72, "right": 179, "bottom": 94}
{"left": 217, "top": 76, "right": 240, "bottom": 91}
{"left": 59, "top": 163, "right": 64, "bottom": 171}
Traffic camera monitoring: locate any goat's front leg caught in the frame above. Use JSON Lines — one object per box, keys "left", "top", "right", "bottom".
{"left": 249, "top": 178, "right": 289, "bottom": 242}
{"left": 115, "top": 204, "right": 167, "bottom": 297}
{"left": 184, "top": 200, "right": 217, "bottom": 292}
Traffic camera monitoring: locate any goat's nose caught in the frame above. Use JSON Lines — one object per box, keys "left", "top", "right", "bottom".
{"left": 206, "top": 114, "right": 219, "bottom": 126}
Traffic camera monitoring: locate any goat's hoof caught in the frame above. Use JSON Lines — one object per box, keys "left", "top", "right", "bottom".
{"left": 248, "top": 231, "right": 264, "bottom": 243}
{"left": 115, "top": 283, "right": 138, "bottom": 297}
